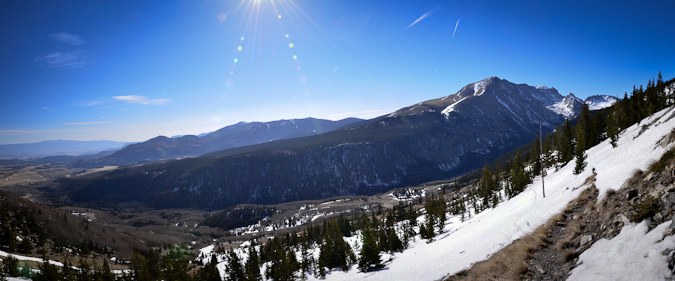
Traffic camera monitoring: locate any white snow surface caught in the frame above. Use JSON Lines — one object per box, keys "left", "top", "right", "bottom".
{"left": 473, "top": 80, "right": 488, "bottom": 96}
{"left": 568, "top": 220, "right": 675, "bottom": 281}
{"left": 311, "top": 106, "right": 675, "bottom": 281}
{"left": 441, "top": 97, "right": 468, "bottom": 116}
{"left": 0, "top": 250, "right": 65, "bottom": 267}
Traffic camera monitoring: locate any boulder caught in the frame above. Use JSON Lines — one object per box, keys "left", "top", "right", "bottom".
{"left": 580, "top": 234, "right": 593, "bottom": 247}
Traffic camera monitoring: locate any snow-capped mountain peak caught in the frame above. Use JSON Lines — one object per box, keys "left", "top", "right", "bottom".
{"left": 585, "top": 95, "right": 618, "bottom": 110}
{"left": 547, "top": 93, "right": 583, "bottom": 119}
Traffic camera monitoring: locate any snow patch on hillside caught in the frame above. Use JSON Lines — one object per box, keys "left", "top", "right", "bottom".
{"left": 473, "top": 81, "right": 488, "bottom": 96}
{"left": 0, "top": 250, "right": 65, "bottom": 267}
{"left": 568, "top": 220, "right": 675, "bottom": 281}
{"left": 441, "top": 97, "right": 468, "bottom": 116}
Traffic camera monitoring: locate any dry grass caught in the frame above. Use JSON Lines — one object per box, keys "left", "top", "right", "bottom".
{"left": 444, "top": 225, "right": 549, "bottom": 281}
{"left": 598, "top": 193, "right": 611, "bottom": 208}
{"left": 582, "top": 174, "right": 596, "bottom": 185}
{"left": 563, "top": 249, "right": 578, "bottom": 262}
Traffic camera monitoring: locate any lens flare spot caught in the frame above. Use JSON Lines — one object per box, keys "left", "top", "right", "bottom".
{"left": 296, "top": 66, "right": 301, "bottom": 71}
{"left": 292, "top": 55, "right": 297, "bottom": 60}
{"left": 285, "top": 34, "right": 289, "bottom": 39}
{"left": 298, "top": 74, "right": 307, "bottom": 84}
{"left": 233, "top": 58, "right": 239, "bottom": 63}
{"left": 217, "top": 14, "right": 227, "bottom": 22}
{"left": 229, "top": 70, "right": 235, "bottom": 75}
{"left": 277, "top": 14, "right": 282, "bottom": 19}
{"left": 288, "top": 43, "right": 294, "bottom": 48}
{"left": 240, "top": 36, "right": 245, "bottom": 41}
{"left": 237, "top": 46, "right": 243, "bottom": 51}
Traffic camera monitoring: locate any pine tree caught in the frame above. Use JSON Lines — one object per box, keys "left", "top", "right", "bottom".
{"left": 34, "top": 256, "right": 61, "bottom": 281}
{"left": 542, "top": 134, "right": 553, "bottom": 168}
{"left": 358, "top": 229, "right": 382, "bottom": 272}
{"left": 77, "top": 258, "right": 92, "bottom": 281}
{"left": 574, "top": 121, "right": 587, "bottom": 175}
{"left": 606, "top": 107, "right": 619, "bottom": 147}
{"left": 318, "top": 220, "right": 354, "bottom": 272}
{"left": 199, "top": 255, "right": 222, "bottom": 281}
{"left": 3, "top": 255, "right": 19, "bottom": 277}
{"left": 479, "top": 162, "right": 491, "bottom": 207}
{"left": 386, "top": 227, "right": 403, "bottom": 253}
{"left": 509, "top": 149, "right": 527, "bottom": 197}
{"left": 62, "top": 259, "right": 76, "bottom": 281}
{"left": 436, "top": 198, "right": 447, "bottom": 230}
{"left": 245, "top": 246, "right": 262, "bottom": 281}
{"left": 299, "top": 243, "right": 312, "bottom": 280}
{"left": 100, "top": 260, "right": 115, "bottom": 281}
{"left": 285, "top": 249, "right": 300, "bottom": 279}
{"left": 560, "top": 119, "right": 574, "bottom": 164}
{"left": 226, "top": 249, "right": 246, "bottom": 281}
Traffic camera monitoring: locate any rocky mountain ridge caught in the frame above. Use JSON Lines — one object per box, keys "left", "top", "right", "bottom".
{"left": 74, "top": 117, "right": 362, "bottom": 167}
{"left": 57, "top": 77, "right": 613, "bottom": 210}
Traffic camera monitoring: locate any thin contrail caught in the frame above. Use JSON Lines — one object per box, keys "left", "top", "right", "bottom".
{"left": 452, "top": 18, "right": 461, "bottom": 39}
{"left": 404, "top": 10, "right": 433, "bottom": 30}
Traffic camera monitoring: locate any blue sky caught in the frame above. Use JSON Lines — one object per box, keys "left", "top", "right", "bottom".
{"left": 1, "top": 0, "right": 674, "bottom": 144}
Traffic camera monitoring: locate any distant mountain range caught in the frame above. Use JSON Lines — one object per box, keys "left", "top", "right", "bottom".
{"left": 74, "top": 117, "right": 362, "bottom": 167}
{"left": 0, "top": 140, "right": 128, "bottom": 159}
{"left": 56, "top": 77, "right": 618, "bottom": 210}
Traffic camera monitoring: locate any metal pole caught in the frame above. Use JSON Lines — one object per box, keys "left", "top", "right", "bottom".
{"left": 541, "top": 123, "right": 545, "bottom": 198}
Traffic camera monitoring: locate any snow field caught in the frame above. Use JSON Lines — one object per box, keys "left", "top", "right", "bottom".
{"left": 567, "top": 220, "right": 675, "bottom": 281}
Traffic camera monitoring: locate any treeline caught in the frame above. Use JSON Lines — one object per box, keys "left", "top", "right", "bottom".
{"left": 203, "top": 206, "right": 277, "bottom": 231}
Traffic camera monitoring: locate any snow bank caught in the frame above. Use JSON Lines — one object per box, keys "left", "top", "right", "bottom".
{"left": 568, "top": 220, "right": 675, "bottom": 281}
{"left": 314, "top": 106, "right": 675, "bottom": 281}
{"left": 0, "top": 250, "right": 65, "bottom": 267}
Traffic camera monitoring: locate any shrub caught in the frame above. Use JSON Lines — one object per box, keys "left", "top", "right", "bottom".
{"left": 631, "top": 196, "right": 660, "bottom": 222}
{"left": 651, "top": 148, "right": 675, "bottom": 172}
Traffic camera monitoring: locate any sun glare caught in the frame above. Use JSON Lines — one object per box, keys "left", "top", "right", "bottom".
{"left": 223, "top": 0, "right": 315, "bottom": 91}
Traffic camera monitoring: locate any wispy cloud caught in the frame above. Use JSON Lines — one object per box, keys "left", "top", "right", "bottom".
{"left": 0, "top": 129, "right": 42, "bottom": 134}
{"left": 452, "top": 18, "right": 461, "bottom": 39}
{"left": 113, "top": 95, "right": 171, "bottom": 105}
{"left": 35, "top": 51, "right": 87, "bottom": 69}
{"left": 83, "top": 101, "right": 102, "bottom": 106}
{"left": 51, "top": 33, "right": 84, "bottom": 46}
{"left": 62, "top": 121, "right": 110, "bottom": 126}
{"left": 405, "top": 9, "right": 434, "bottom": 30}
